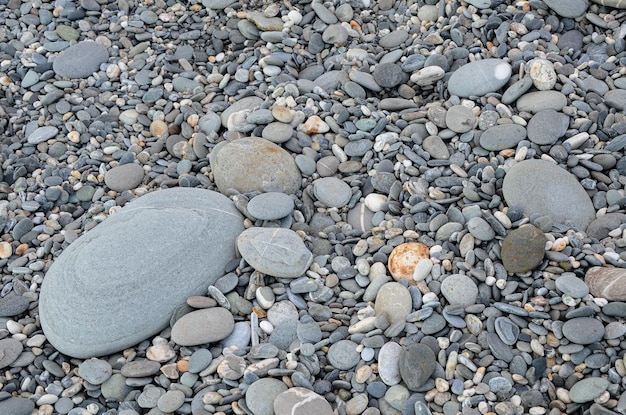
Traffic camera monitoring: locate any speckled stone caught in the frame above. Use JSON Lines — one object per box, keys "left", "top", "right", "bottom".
{"left": 500, "top": 225, "right": 547, "bottom": 274}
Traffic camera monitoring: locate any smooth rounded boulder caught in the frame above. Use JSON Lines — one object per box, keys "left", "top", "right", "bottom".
{"left": 39, "top": 188, "right": 244, "bottom": 358}
{"left": 502, "top": 159, "right": 596, "bottom": 231}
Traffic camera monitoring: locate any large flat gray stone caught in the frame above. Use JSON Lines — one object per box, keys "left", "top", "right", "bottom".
{"left": 40, "top": 188, "right": 244, "bottom": 358}
{"left": 502, "top": 159, "right": 595, "bottom": 231}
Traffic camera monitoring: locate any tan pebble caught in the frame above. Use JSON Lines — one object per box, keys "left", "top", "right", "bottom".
{"left": 355, "top": 365, "right": 372, "bottom": 383}
{"left": 325, "top": 274, "right": 339, "bottom": 288}
{"left": 0, "top": 241, "right": 12, "bottom": 259}
{"left": 68, "top": 131, "right": 80, "bottom": 143}
{"left": 146, "top": 343, "right": 176, "bottom": 362}
{"left": 15, "top": 243, "right": 29, "bottom": 255}
{"left": 388, "top": 242, "right": 430, "bottom": 282}
{"left": 150, "top": 120, "right": 168, "bottom": 138}
{"left": 436, "top": 378, "right": 449, "bottom": 392}
{"left": 186, "top": 296, "right": 217, "bottom": 308}
{"left": 177, "top": 359, "right": 188, "bottom": 372}
{"left": 556, "top": 387, "right": 571, "bottom": 403}
{"left": 302, "top": 115, "right": 329, "bottom": 134}
{"left": 202, "top": 391, "right": 222, "bottom": 405}
{"left": 272, "top": 106, "right": 294, "bottom": 123}
{"left": 160, "top": 363, "right": 179, "bottom": 379}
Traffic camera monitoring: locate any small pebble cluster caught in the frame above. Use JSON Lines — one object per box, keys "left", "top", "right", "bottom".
{"left": 0, "top": 0, "right": 626, "bottom": 415}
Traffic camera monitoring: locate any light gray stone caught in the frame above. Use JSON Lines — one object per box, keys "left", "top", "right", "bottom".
{"left": 245, "top": 378, "right": 287, "bottom": 415}
{"left": 238, "top": 227, "right": 313, "bottom": 278}
{"left": 171, "top": 307, "right": 234, "bottom": 346}
{"left": 441, "top": 274, "right": 478, "bottom": 307}
{"left": 104, "top": 163, "right": 144, "bottom": 192}
{"left": 502, "top": 159, "right": 595, "bottom": 231}
{"left": 274, "top": 387, "right": 334, "bottom": 415}
{"left": 448, "top": 59, "right": 511, "bottom": 97}
{"left": 246, "top": 192, "right": 294, "bottom": 220}
{"left": 52, "top": 41, "right": 109, "bottom": 78}
{"left": 39, "top": 188, "right": 244, "bottom": 358}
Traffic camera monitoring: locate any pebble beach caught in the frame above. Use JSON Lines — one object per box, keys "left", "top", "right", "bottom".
{"left": 1, "top": 0, "right": 626, "bottom": 415}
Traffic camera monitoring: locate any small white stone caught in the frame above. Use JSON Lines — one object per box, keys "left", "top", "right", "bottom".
{"left": 412, "top": 258, "right": 433, "bottom": 282}
{"left": 259, "top": 320, "right": 274, "bottom": 334}
{"left": 364, "top": 193, "right": 387, "bottom": 212}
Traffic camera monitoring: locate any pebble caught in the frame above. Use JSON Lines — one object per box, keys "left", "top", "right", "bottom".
{"left": 0, "top": 338, "right": 23, "bottom": 368}
{"left": 585, "top": 267, "right": 626, "bottom": 301}
{"left": 0, "top": 398, "right": 35, "bottom": 415}
{"left": 237, "top": 227, "right": 313, "bottom": 278}
{"left": 77, "top": 358, "right": 113, "bottom": 385}
{"left": 448, "top": 59, "right": 511, "bottom": 97}
{"left": 313, "top": 177, "right": 352, "bottom": 208}
{"left": 555, "top": 273, "right": 589, "bottom": 298}
{"left": 375, "top": 282, "right": 413, "bottom": 325}
{"left": 171, "top": 307, "right": 234, "bottom": 346}
{"left": 104, "top": 163, "right": 144, "bottom": 192}
{"left": 246, "top": 192, "right": 294, "bottom": 220}
{"left": 500, "top": 225, "right": 547, "bottom": 273}
{"left": 562, "top": 317, "right": 605, "bottom": 345}
{"left": 52, "top": 41, "right": 109, "bottom": 78}
{"left": 399, "top": 343, "right": 436, "bottom": 390}
{"left": 328, "top": 340, "right": 361, "bottom": 370}
{"left": 246, "top": 378, "right": 288, "bottom": 415}
{"left": 569, "top": 378, "right": 609, "bottom": 403}
{"left": 527, "top": 109, "right": 569, "bottom": 145}
{"left": 440, "top": 274, "right": 478, "bottom": 307}
{"left": 0, "top": 295, "right": 29, "bottom": 317}
{"left": 378, "top": 342, "right": 403, "bottom": 385}
{"left": 503, "top": 159, "right": 596, "bottom": 230}
{"left": 479, "top": 124, "right": 527, "bottom": 151}
{"left": 209, "top": 137, "right": 301, "bottom": 194}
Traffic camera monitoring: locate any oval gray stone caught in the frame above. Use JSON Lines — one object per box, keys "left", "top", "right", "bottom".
{"left": 569, "top": 377, "right": 609, "bottom": 403}
{"left": 328, "top": 340, "right": 361, "bottom": 370}
{"left": 171, "top": 307, "right": 235, "bottom": 346}
{"left": 247, "top": 192, "right": 294, "bottom": 220}
{"left": 104, "top": 163, "right": 144, "bottom": 192}
{"left": 555, "top": 273, "right": 589, "bottom": 298}
{"left": 40, "top": 188, "right": 244, "bottom": 358}
{"left": 503, "top": 160, "right": 595, "bottom": 231}
{"left": 237, "top": 227, "right": 313, "bottom": 279}
{"left": 209, "top": 137, "right": 301, "bottom": 194}
{"left": 527, "top": 109, "right": 569, "bottom": 145}
{"left": 440, "top": 274, "right": 478, "bottom": 307}
{"left": 516, "top": 91, "right": 567, "bottom": 113}
{"left": 562, "top": 317, "right": 605, "bottom": 345}
{"left": 543, "top": 0, "right": 588, "bottom": 18}
{"left": 27, "top": 126, "right": 59, "bottom": 144}
{"left": 52, "top": 41, "right": 109, "bottom": 78}
{"left": 313, "top": 177, "right": 352, "bottom": 208}
{"left": 375, "top": 282, "right": 412, "bottom": 324}
{"left": 399, "top": 343, "right": 436, "bottom": 390}
{"left": 78, "top": 357, "right": 113, "bottom": 385}
{"left": 0, "top": 398, "right": 35, "bottom": 415}
{"left": 479, "top": 124, "right": 527, "bottom": 151}
{"left": 246, "top": 378, "right": 288, "bottom": 415}
{"left": 448, "top": 59, "right": 511, "bottom": 97}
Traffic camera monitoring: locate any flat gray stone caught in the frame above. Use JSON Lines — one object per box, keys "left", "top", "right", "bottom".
{"left": 210, "top": 137, "right": 301, "bottom": 194}
{"left": 399, "top": 343, "right": 436, "bottom": 390}
{"left": 220, "top": 96, "right": 263, "bottom": 128}
{"left": 53, "top": 41, "right": 109, "bottom": 78}
{"left": 245, "top": 378, "right": 287, "bottom": 415}
{"left": 562, "top": 317, "right": 605, "bottom": 345}
{"left": 104, "top": 163, "right": 144, "bottom": 192}
{"left": 27, "top": 126, "right": 59, "bottom": 144}
{"left": 247, "top": 192, "right": 294, "bottom": 220}
{"left": 0, "top": 338, "right": 23, "bottom": 368}
{"left": 40, "top": 188, "right": 244, "bottom": 358}
{"left": 605, "top": 89, "right": 626, "bottom": 110}
{"left": 238, "top": 227, "right": 313, "bottom": 279}
{"left": 445, "top": 105, "right": 476, "bottom": 133}
{"left": 440, "top": 274, "right": 478, "bottom": 307}
{"left": 274, "top": 387, "right": 334, "bottom": 415}
{"left": 328, "top": 340, "right": 361, "bottom": 370}
{"left": 555, "top": 273, "right": 589, "bottom": 298}
{"left": 0, "top": 295, "right": 29, "bottom": 317}
{"left": 543, "top": 0, "right": 588, "bottom": 17}
{"left": 171, "top": 307, "right": 234, "bottom": 346}
{"left": 587, "top": 213, "right": 626, "bottom": 240}
{"left": 375, "top": 282, "right": 412, "bottom": 324}
{"left": 502, "top": 159, "right": 596, "bottom": 231}
{"left": 516, "top": 91, "right": 567, "bottom": 113}
{"left": 78, "top": 357, "right": 113, "bottom": 385}
{"left": 500, "top": 225, "right": 546, "bottom": 273}
{"left": 378, "top": 342, "right": 402, "bottom": 385}
{"left": 120, "top": 359, "right": 161, "bottom": 377}
{"left": 313, "top": 177, "right": 352, "bottom": 208}
{"left": 0, "top": 398, "right": 35, "bottom": 415}
{"left": 448, "top": 59, "right": 511, "bottom": 97}
{"left": 479, "top": 124, "right": 527, "bottom": 151}
{"left": 527, "top": 109, "right": 569, "bottom": 145}
{"left": 569, "top": 378, "right": 609, "bottom": 403}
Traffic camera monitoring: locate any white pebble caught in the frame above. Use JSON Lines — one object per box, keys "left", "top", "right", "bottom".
{"left": 413, "top": 258, "right": 433, "bottom": 282}
{"left": 364, "top": 193, "right": 387, "bottom": 212}
{"left": 6, "top": 320, "right": 23, "bottom": 334}
{"left": 259, "top": 320, "right": 274, "bottom": 334}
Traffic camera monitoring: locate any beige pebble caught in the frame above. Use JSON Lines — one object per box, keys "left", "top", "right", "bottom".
{"left": 0, "top": 241, "right": 12, "bottom": 259}
{"left": 146, "top": 343, "right": 176, "bottom": 362}
{"left": 160, "top": 363, "right": 179, "bottom": 379}
{"left": 302, "top": 115, "right": 329, "bottom": 134}
{"left": 150, "top": 120, "right": 168, "bottom": 138}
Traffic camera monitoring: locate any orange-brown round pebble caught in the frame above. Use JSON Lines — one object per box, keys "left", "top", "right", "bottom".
{"left": 388, "top": 242, "right": 430, "bottom": 282}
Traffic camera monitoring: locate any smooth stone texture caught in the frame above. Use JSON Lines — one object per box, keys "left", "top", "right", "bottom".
{"left": 569, "top": 378, "right": 609, "bottom": 403}
{"left": 209, "top": 137, "right": 301, "bottom": 194}
{"left": 220, "top": 96, "right": 263, "bottom": 128}
{"left": 378, "top": 342, "right": 403, "bottom": 385}
{"left": 479, "top": 124, "right": 527, "bottom": 151}
{"left": 494, "top": 317, "right": 520, "bottom": 345}
{"left": 503, "top": 159, "right": 596, "bottom": 230}
{"left": 328, "top": 340, "right": 361, "bottom": 370}
{"left": 0, "top": 397, "right": 35, "bottom": 415}
{"left": 313, "top": 177, "right": 352, "bottom": 208}
{"left": 562, "top": 317, "right": 605, "bottom": 345}
{"left": 27, "top": 126, "right": 59, "bottom": 144}
{"left": 527, "top": 109, "right": 569, "bottom": 145}
{"left": 104, "top": 163, "right": 144, "bottom": 192}
{"left": 445, "top": 105, "right": 476, "bottom": 133}
{"left": 0, "top": 338, "right": 23, "bottom": 368}
{"left": 247, "top": 192, "right": 294, "bottom": 220}
{"left": 0, "top": 295, "right": 29, "bottom": 317}
{"left": 440, "top": 274, "right": 478, "bottom": 307}
{"left": 399, "top": 343, "right": 436, "bottom": 390}
{"left": 375, "top": 282, "right": 413, "bottom": 324}
{"left": 587, "top": 213, "right": 626, "bottom": 240}
{"left": 78, "top": 358, "right": 113, "bottom": 385}
{"left": 605, "top": 89, "right": 626, "bottom": 110}
{"left": 40, "top": 188, "right": 244, "bottom": 358}
{"left": 238, "top": 227, "right": 313, "bottom": 279}
{"left": 585, "top": 267, "right": 626, "bottom": 301}
{"left": 448, "top": 59, "right": 511, "bottom": 97}
{"left": 543, "top": 0, "right": 588, "bottom": 17}
{"left": 52, "top": 41, "right": 109, "bottom": 78}
{"left": 555, "top": 273, "right": 589, "bottom": 298}
{"left": 274, "top": 387, "right": 334, "bottom": 415}
{"left": 516, "top": 91, "right": 567, "bottom": 113}
{"left": 171, "top": 307, "right": 234, "bottom": 346}
{"left": 500, "top": 225, "right": 546, "bottom": 273}
{"left": 246, "top": 378, "right": 288, "bottom": 415}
